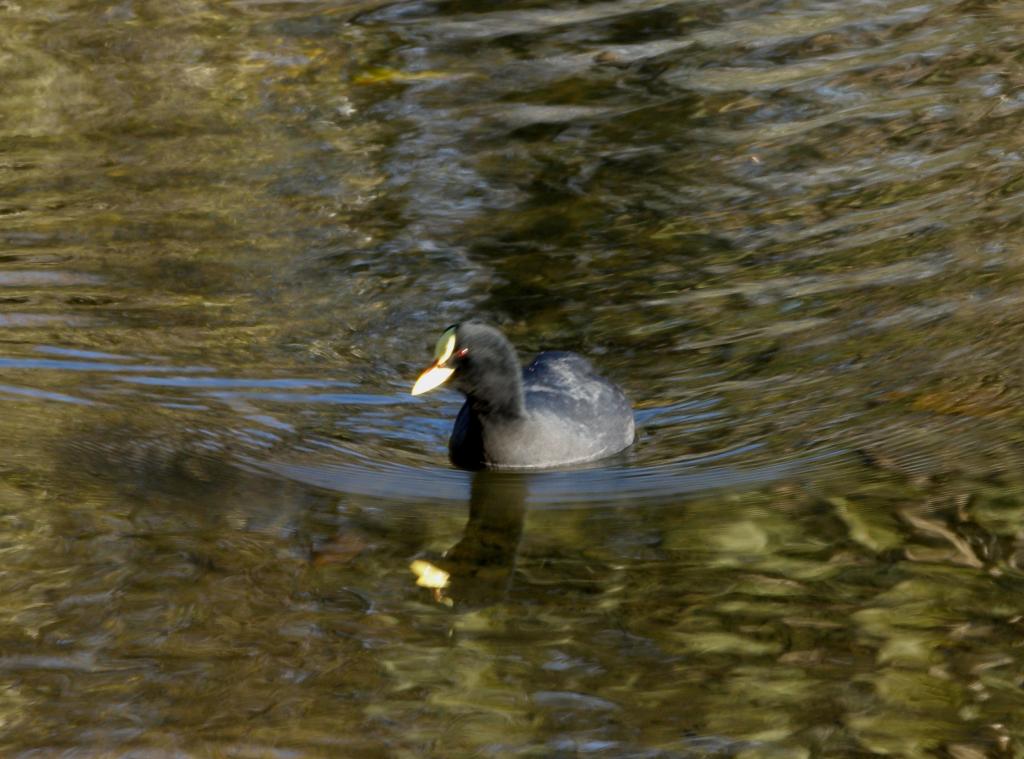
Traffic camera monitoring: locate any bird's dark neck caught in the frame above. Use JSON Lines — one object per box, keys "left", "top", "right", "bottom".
{"left": 452, "top": 323, "right": 527, "bottom": 422}
{"left": 467, "top": 373, "right": 525, "bottom": 421}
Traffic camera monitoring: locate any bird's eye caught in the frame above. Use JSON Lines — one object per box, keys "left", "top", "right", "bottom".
{"left": 456, "top": 348, "right": 469, "bottom": 358}
{"left": 433, "top": 328, "right": 457, "bottom": 364}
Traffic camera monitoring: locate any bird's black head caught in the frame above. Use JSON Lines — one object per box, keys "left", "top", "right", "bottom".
{"left": 411, "top": 321, "right": 523, "bottom": 417}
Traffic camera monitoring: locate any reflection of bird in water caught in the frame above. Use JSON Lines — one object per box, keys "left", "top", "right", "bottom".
{"left": 411, "top": 470, "right": 526, "bottom": 607}
{"left": 412, "top": 321, "right": 634, "bottom": 469}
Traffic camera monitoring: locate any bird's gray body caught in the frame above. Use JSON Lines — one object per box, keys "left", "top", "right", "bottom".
{"left": 450, "top": 351, "right": 635, "bottom": 470}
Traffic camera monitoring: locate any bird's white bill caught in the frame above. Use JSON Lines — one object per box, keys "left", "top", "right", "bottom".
{"left": 411, "top": 365, "right": 454, "bottom": 395}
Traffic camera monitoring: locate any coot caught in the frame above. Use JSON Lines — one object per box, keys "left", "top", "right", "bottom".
{"left": 411, "top": 321, "right": 634, "bottom": 469}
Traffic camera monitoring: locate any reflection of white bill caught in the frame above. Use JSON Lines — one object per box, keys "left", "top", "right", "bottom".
{"left": 410, "top": 559, "right": 450, "bottom": 590}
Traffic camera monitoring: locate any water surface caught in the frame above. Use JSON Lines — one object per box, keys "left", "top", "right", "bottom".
{"left": 2, "top": 0, "right": 1024, "bottom": 755}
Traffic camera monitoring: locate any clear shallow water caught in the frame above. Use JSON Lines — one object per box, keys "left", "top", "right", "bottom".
{"left": 3, "top": 0, "right": 1024, "bottom": 755}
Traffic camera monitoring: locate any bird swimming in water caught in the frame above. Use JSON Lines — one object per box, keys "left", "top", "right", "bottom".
{"left": 411, "top": 321, "right": 634, "bottom": 469}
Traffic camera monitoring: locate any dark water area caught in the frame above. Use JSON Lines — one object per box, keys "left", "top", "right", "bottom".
{"left": 3, "top": 0, "right": 1024, "bottom": 755}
